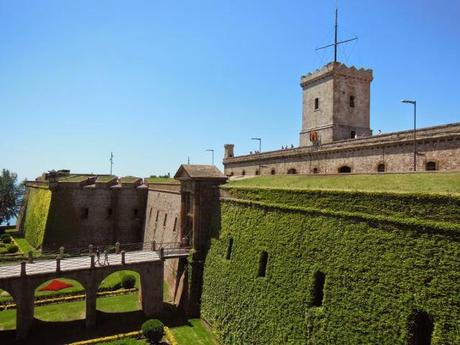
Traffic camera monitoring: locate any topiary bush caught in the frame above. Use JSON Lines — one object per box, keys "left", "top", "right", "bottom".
{"left": 141, "top": 319, "right": 164, "bottom": 344}
{"left": 1, "top": 234, "right": 11, "bottom": 244}
{"left": 6, "top": 244, "right": 18, "bottom": 254}
{"left": 121, "top": 274, "right": 136, "bottom": 289}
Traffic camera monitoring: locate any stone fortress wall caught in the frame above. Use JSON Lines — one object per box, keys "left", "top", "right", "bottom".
{"left": 223, "top": 61, "right": 460, "bottom": 175}
{"left": 224, "top": 122, "right": 460, "bottom": 176}
{"left": 20, "top": 171, "right": 147, "bottom": 250}
{"left": 142, "top": 182, "right": 182, "bottom": 300}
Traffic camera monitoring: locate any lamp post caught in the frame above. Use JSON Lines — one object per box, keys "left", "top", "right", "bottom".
{"left": 251, "top": 137, "right": 262, "bottom": 175}
{"left": 401, "top": 99, "right": 417, "bottom": 171}
{"left": 251, "top": 137, "right": 262, "bottom": 153}
{"left": 205, "top": 149, "right": 214, "bottom": 165}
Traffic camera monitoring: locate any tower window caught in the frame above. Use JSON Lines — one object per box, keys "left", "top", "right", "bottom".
{"left": 107, "top": 208, "right": 113, "bottom": 219}
{"left": 377, "top": 163, "right": 385, "bottom": 173}
{"left": 133, "top": 208, "right": 138, "bottom": 217}
{"left": 311, "top": 271, "right": 326, "bottom": 307}
{"left": 149, "top": 208, "right": 152, "bottom": 219}
{"left": 314, "top": 98, "right": 319, "bottom": 110}
{"left": 338, "top": 166, "right": 352, "bottom": 173}
{"left": 350, "top": 95, "right": 355, "bottom": 108}
{"left": 255, "top": 169, "right": 260, "bottom": 175}
{"left": 351, "top": 130, "right": 356, "bottom": 139}
{"left": 81, "top": 208, "right": 89, "bottom": 219}
{"left": 242, "top": 170, "right": 246, "bottom": 176}
{"left": 225, "top": 238, "right": 234, "bottom": 260}
{"left": 313, "top": 167, "right": 319, "bottom": 174}
{"left": 258, "top": 251, "right": 268, "bottom": 277}
{"left": 155, "top": 210, "right": 159, "bottom": 222}
{"left": 270, "top": 169, "right": 276, "bottom": 175}
{"left": 173, "top": 217, "right": 177, "bottom": 232}
{"left": 426, "top": 161, "right": 437, "bottom": 171}
{"left": 163, "top": 213, "right": 168, "bottom": 226}
{"left": 407, "top": 310, "right": 433, "bottom": 345}
{"left": 287, "top": 168, "right": 297, "bottom": 175}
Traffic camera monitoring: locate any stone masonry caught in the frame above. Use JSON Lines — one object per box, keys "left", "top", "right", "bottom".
{"left": 223, "top": 61, "right": 460, "bottom": 175}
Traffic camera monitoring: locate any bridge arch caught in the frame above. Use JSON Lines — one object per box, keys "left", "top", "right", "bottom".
{"left": 96, "top": 270, "right": 141, "bottom": 314}
{"left": 32, "top": 277, "right": 87, "bottom": 323}
{"left": 0, "top": 285, "right": 18, "bottom": 332}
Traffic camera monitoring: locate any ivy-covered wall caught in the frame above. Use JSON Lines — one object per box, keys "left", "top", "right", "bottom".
{"left": 22, "top": 187, "right": 52, "bottom": 248}
{"left": 201, "top": 189, "right": 460, "bottom": 345}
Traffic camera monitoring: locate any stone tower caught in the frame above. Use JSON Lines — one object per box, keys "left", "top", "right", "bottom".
{"left": 299, "top": 62, "right": 373, "bottom": 147}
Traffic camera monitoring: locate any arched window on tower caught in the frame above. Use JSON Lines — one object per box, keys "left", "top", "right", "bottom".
{"left": 255, "top": 169, "right": 260, "bottom": 175}
{"left": 377, "top": 163, "right": 385, "bottom": 173}
{"left": 287, "top": 168, "right": 297, "bottom": 175}
{"left": 270, "top": 169, "right": 276, "bottom": 175}
{"left": 338, "top": 166, "right": 352, "bottom": 173}
{"left": 242, "top": 170, "right": 246, "bottom": 176}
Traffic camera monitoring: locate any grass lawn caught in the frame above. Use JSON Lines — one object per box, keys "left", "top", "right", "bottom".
{"left": 144, "top": 177, "right": 178, "bottom": 184}
{"left": 97, "top": 293, "right": 140, "bottom": 313}
{"left": 11, "top": 234, "right": 37, "bottom": 255}
{"left": 171, "top": 319, "right": 217, "bottom": 345}
{"left": 227, "top": 172, "right": 460, "bottom": 194}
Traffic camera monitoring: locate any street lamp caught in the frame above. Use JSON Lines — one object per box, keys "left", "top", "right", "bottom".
{"left": 401, "top": 99, "right": 417, "bottom": 171}
{"left": 251, "top": 137, "right": 262, "bottom": 175}
{"left": 251, "top": 137, "right": 262, "bottom": 152}
{"left": 205, "top": 149, "right": 214, "bottom": 165}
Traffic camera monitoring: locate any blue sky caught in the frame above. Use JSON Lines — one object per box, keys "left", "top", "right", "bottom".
{"left": 1, "top": 0, "right": 459, "bottom": 181}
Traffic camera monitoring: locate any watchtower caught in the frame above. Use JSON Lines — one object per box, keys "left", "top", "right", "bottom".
{"left": 299, "top": 62, "right": 373, "bottom": 147}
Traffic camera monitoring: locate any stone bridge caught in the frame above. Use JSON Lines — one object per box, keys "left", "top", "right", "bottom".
{"left": 0, "top": 245, "right": 190, "bottom": 339}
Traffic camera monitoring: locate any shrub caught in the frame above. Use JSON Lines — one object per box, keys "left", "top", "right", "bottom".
{"left": 121, "top": 274, "right": 136, "bottom": 289}
{"left": 1, "top": 235, "right": 11, "bottom": 244}
{"left": 6, "top": 244, "right": 18, "bottom": 253}
{"left": 141, "top": 319, "right": 164, "bottom": 344}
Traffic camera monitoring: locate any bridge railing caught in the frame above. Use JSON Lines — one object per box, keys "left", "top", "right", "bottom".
{"left": 1, "top": 241, "right": 191, "bottom": 265}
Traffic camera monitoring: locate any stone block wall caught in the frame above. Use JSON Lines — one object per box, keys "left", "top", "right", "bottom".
{"left": 225, "top": 124, "right": 460, "bottom": 176}
{"left": 142, "top": 184, "right": 181, "bottom": 299}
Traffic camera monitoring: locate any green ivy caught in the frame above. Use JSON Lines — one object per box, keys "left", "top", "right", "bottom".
{"left": 201, "top": 198, "right": 460, "bottom": 345}
{"left": 223, "top": 186, "right": 460, "bottom": 224}
{"left": 23, "top": 187, "right": 52, "bottom": 248}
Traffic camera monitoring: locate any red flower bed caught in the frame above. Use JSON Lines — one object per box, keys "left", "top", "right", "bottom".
{"left": 39, "top": 279, "right": 73, "bottom": 292}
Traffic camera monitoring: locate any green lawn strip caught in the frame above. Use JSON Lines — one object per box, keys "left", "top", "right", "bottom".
{"left": 228, "top": 172, "right": 460, "bottom": 194}
{"left": 171, "top": 319, "right": 218, "bottom": 345}
{"left": 11, "top": 235, "right": 38, "bottom": 255}
{"left": 96, "top": 293, "right": 140, "bottom": 313}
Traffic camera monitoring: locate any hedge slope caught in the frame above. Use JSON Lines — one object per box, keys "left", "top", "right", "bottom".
{"left": 23, "top": 187, "right": 52, "bottom": 248}
{"left": 201, "top": 198, "right": 460, "bottom": 345}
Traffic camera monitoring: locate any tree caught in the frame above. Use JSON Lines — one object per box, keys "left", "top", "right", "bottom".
{"left": 0, "top": 169, "right": 24, "bottom": 225}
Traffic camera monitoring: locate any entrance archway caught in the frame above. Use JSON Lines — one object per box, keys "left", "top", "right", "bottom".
{"left": 338, "top": 166, "right": 352, "bottom": 173}
{"left": 96, "top": 270, "right": 141, "bottom": 314}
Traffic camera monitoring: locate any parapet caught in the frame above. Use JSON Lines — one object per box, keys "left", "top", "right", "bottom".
{"left": 300, "top": 62, "right": 373, "bottom": 88}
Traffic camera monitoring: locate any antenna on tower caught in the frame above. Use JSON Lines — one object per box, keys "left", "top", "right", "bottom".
{"left": 109, "top": 152, "right": 114, "bottom": 175}
{"left": 316, "top": 7, "right": 358, "bottom": 63}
